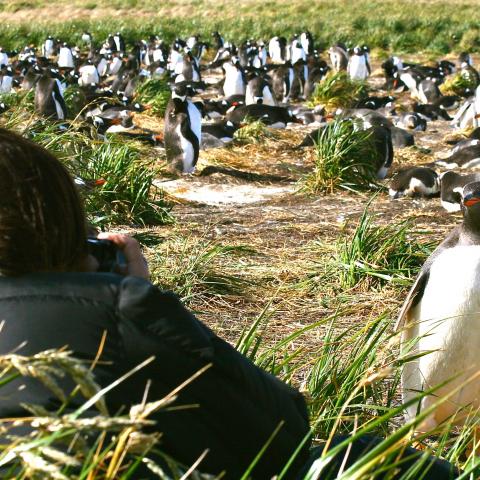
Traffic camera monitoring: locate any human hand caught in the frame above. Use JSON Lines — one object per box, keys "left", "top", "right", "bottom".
{"left": 96, "top": 232, "right": 150, "bottom": 280}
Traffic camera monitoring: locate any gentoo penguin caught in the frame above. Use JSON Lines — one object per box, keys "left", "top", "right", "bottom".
{"left": 268, "top": 36, "right": 287, "bottom": 64}
{"left": 397, "top": 181, "right": 480, "bottom": 430}
{"left": 394, "top": 112, "right": 427, "bottom": 131}
{"left": 459, "top": 52, "right": 473, "bottom": 68}
{"left": 382, "top": 56, "right": 404, "bottom": 89}
{"left": 201, "top": 120, "right": 238, "bottom": 149}
{"left": 222, "top": 58, "right": 246, "bottom": 97}
{"left": 435, "top": 144, "right": 480, "bottom": 169}
{"left": 391, "top": 127, "right": 415, "bottom": 148}
{"left": 0, "top": 67, "right": 13, "bottom": 94}
{"left": 176, "top": 50, "right": 201, "bottom": 83}
{"left": 35, "top": 72, "right": 67, "bottom": 120}
{"left": 271, "top": 63, "right": 294, "bottom": 102}
{"left": 339, "top": 108, "right": 393, "bottom": 129}
{"left": 366, "top": 125, "right": 394, "bottom": 179}
{"left": 78, "top": 60, "right": 100, "bottom": 86}
{"left": 57, "top": 43, "right": 74, "bottom": 69}
{"left": 245, "top": 74, "right": 276, "bottom": 106}
{"left": 0, "top": 48, "right": 9, "bottom": 68}
{"left": 328, "top": 44, "right": 349, "bottom": 72}
{"left": 42, "top": 36, "right": 55, "bottom": 58}
{"left": 304, "top": 67, "right": 328, "bottom": 99}
{"left": 354, "top": 95, "right": 395, "bottom": 110}
{"left": 112, "top": 32, "right": 126, "bottom": 53}
{"left": 347, "top": 46, "right": 370, "bottom": 81}
{"left": 440, "top": 171, "right": 480, "bottom": 212}
{"left": 21, "top": 65, "right": 42, "bottom": 90}
{"left": 412, "top": 102, "right": 452, "bottom": 121}
{"left": 300, "top": 31, "right": 314, "bottom": 55}
{"left": 82, "top": 32, "right": 92, "bottom": 46}
{"left": 164, "top": 85, "right": 201, "bottom": 173}
{"left": 417, "top": 78, "right": 442, "bottom": 104}
{"left": 389, "top": 167, "right": 440, "bottom": 199}
{"left": 450, "top": 138, "right": 480, "bottom": 155}
{"left": 202, "top": 120, "right": 238, "bottom": 142}
{"left": 212, "top": 31, "right": 224, "bottom": 51}
{"left": 226, "top": 104, "right": 299, "bottom": 128}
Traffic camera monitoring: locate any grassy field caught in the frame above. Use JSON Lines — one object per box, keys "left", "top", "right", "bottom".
{"left": 0, "top": 0, "right": 480, "bottom": 54}
{"left": 0, "top": 2, "right": 480, "bottom": 477}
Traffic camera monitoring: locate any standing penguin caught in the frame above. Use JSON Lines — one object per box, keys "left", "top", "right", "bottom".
{"left": 347, "top": 46, "right": 370, "bottom": 81}
{"left": 57, "top": 43, "right": 74, "bottom": 69}
{"left": 328, "top": 44, "right": 349, "bottom": 72}
{"left": 35, "top": 72, "right": 67, "bottom": 120}
{"left": 0, "top": 67, "right": 13, "bottom": 94}
{"left": 164, "top": 85, "right": 201, "bottom": 173}
{"left": 42, "top": 36, "right": 55, "bottom": 58}
{"left": 78, "top": 59, "right": 100, "bottom": 86}
{"left": 222, "top": 58, "right": 245, "bottom": 97}
{"left": 245, "top": 74, "right": 276, "bottom": 106}
{"left": 398, "top": 181, "right": 480, "bottom": 430}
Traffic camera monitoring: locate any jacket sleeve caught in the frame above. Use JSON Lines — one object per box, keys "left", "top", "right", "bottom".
{"left": 116, "top": 276, "right": 311, "bottom": 479}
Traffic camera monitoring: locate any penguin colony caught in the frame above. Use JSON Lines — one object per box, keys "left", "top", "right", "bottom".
{"left": 3, "top": 31, "right": 480, "bottom": 429}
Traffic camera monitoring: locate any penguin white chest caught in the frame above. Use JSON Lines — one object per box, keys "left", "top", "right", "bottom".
{"left": 405, "top": 245, "right": 480, "bottom": 425}
{"left": 348, "top": 56, "right": 367, "bottom": 80}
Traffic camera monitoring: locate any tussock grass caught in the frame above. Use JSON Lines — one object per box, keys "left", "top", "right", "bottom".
{"left": 75, "top": 138, "right": 173, "bottom": 226}
{"left": 149, "top": 235, "right": 254, "bottom": 305}
{"left": 234, "top": 118, "right": 276, "bottom": 144}
{"left": 308, "top": 72, "right": 369, "bottom": 111}
{"left": 300, "top": 120, "right": 380, "bottom": 194}
{"left": 135, "top": 78, "right": 171, "bottom": 117}
{"left": 440, "top": 72, "right": 477, "bottom": 96}
{"left": 7, "top": 120, "right": 173, "bottom": 227}
{"left": 336, "top": 202, "right": 435, "bottom": 290}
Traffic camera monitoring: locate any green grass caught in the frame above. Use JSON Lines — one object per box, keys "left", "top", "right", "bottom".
{"left": 234, "top": 118, "right": 277, "bottom": 143}
{"left": 149, "top": 236, "right": 253, "bottom": 305}
{"left": 0, "top": 0, "right": 479, "bottom": 55}
{"left": 307, "top": 72, "right": 369, "bottom": 111}
{"left": 335, "top": 202, "right": 435, "bottom": 290}
{"left": 1, "top": 118, "right": 173, "bottom": 227}
{"left": 135, "top": 78, "right": 171, "bottom": 117}
{"left": 300, "top": 119, "right": 381, "bottom": 194}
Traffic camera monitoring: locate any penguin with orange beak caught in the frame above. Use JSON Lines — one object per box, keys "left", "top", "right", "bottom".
{"left": 398, "top": 181, "right": 480, "bottom": 430}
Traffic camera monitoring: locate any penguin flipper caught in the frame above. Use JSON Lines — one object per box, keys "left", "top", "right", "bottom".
{"left": 395, "top": 269, "right": 430, "bottom": 331}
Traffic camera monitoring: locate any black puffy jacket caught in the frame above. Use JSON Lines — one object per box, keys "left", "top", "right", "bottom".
{"left": 0, "top": 273, "right": 310, "bottom": 479}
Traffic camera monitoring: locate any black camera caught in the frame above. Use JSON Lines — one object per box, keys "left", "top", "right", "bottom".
{"left": 87, "top": 238, "right": 127, "bottom": 273}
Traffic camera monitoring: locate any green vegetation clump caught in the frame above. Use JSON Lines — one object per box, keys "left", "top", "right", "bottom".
{"left": 14, "top": 121, "right": 172, "bottom": 227}
{"left": 308, "top": 72, "right": 369, "bottom": 111}
{"left": 135, "top": 78, "right": 171, "bottom": 116}
{"left": 234, "top": 118, "right": 275, "bottom": 143}
{"left": 300, "top": 119, "right": 379, "bottom": 194}
{"left": 440, "top": 72, "right": 477, "bottom": 96}
{"left": 336, "top": 204, "right": 434, "bottom": 289}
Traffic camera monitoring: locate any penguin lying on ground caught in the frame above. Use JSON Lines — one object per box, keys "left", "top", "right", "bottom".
{"left": 412, "top": 102, "right": 452, "bottom": 121}
{"left": 389, "top": 167, "right": 439, "bottom": 199}
{"left": 435, "top": 144, "right": 480, "bottom": 169}
{"left": 390, "top": 127, "right": 415, "bottom": 148}
{"left": 394, "top": 112, "right": 427, "bottom": 131}
{"left": 397, "top": 181, "right": 480, "bottom": 430}
{"left": 226, "top": 104, "right": 300, "bottom": 128}
{"left": 440, "top": 171, "right": 480, "bottom": 212}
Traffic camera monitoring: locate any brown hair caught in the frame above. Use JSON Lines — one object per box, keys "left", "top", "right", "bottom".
{"left": 0, "top": 128, "right": 87, "bottom": 275}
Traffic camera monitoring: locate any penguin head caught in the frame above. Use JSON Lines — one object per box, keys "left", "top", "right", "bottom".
{"left": 462, "top": 182, "right": 480, "bottom": 211}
